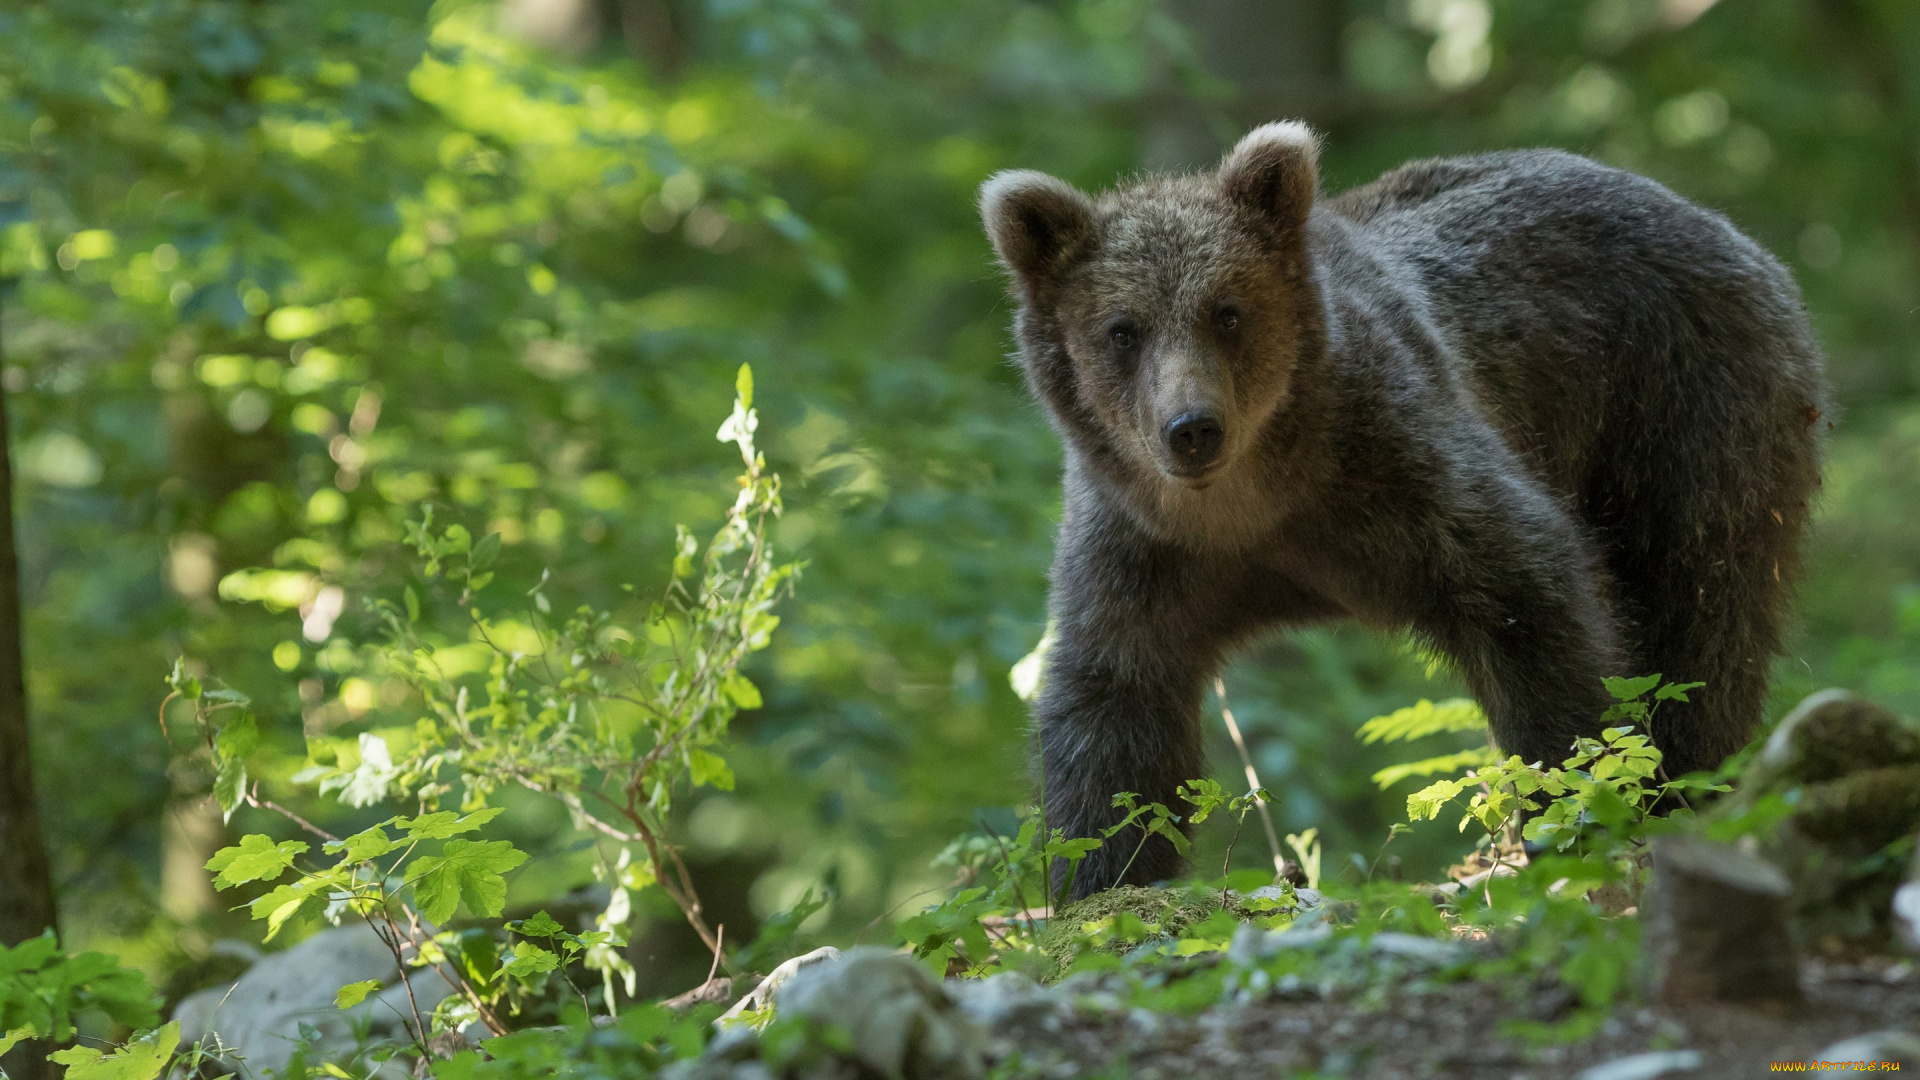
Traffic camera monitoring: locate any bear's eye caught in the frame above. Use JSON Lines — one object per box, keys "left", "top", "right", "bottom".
{"left": 1109, "top": 324, "right": 1138, "bottom": 351}
{"left": 1214, "top": 306, "right": 1241, "bottom": 333}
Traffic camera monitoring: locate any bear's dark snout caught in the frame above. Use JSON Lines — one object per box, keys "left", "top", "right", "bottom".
{"left": 1163, "top": 411, "right": 1225, "bottom": 472}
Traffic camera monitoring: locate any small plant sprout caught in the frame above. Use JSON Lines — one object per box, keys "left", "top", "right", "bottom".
{"left": 1402, "top": 676, "right": 1729, "bottom": 905}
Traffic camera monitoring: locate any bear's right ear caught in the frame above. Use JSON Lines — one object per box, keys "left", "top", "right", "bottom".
{"left": 979, "top": 170, "right": 1095, "bottom": 292}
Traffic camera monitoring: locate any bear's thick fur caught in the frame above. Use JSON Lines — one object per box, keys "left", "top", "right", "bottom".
{"left": 980, "top": 123, "right": 1826, "bottom": 898}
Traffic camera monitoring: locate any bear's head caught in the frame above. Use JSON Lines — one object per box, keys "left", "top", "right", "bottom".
{"left": 980, "top": 122, "right": 1324, "bottom": 511}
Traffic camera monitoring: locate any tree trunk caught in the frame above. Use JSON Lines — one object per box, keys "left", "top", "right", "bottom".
{"left": 0, "top": 282, "right": 57, "bottom": 1080}
{"left": 1642, "top": 835, "right": 1801, "bottom": 1006}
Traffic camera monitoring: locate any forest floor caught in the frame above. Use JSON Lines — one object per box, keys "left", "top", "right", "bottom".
{"left": 971, "top": 954, "right": 1918, "bottom": 1078}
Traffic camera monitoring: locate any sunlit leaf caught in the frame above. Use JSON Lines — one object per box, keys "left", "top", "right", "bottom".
{"left": 206, "top": 835, "right": 308, "bottom": 889}
{"left": 1601, "top": 674, "right": 1662, "bottom": 701}
{"left": 48, "top": 1021, "right": 179, "bottom": 1080}
{"left": 409, "top": 839, "right": 527, "bottom": 923}
{"left": 335, "top": 980, "right": 382, "bottom": 1009}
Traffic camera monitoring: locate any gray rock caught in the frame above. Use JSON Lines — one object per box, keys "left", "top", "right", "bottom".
{"left": 1815, "top": 1030, "right": 1920, "bottom": 1069}
{"left": 1900, "top": 846, "right": 1920, "bottom": 955}
{"left": 775, "top": 947, "right": 984, "bottom": 1080}
{"left": 1575, "top": 1050, "right": 1703, "bottom": 1080}
{"left": 1368, "top": 931, "right": 1463, "bottom": 966}
{"left": 717, "top": 946, "right": 841, "bottom": 1025}
{"left": 171, "top": 923, "right": 462, "bottom": 1078}
{"left": 1225, "top": 910, "right": 1332, "bottom": 965}
{"left": 946, "top": 972, "right": 1067, "bottom": 1032}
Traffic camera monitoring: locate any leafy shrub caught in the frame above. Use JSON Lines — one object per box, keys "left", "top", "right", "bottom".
{"left": 161, "top": 370, "right": 791, "bottom": 1064}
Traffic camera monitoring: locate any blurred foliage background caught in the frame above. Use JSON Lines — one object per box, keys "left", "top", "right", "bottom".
{"left": 2, "top": 0, "right": 1918, "bottom": 1002}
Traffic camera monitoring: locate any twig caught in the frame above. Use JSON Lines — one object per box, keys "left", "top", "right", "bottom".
{"left": 978, "top": 814, "right": 1041, "bottom": 943}
{"left": 1366, "top": 824, "right": 1407, "bottom": 884}
{"left": 245, "top": 784, "right": 340, "bottom": 842}
{"left": 704, "top": 924, "right": 726, "bottom": 985}
{"left": 399, "top": 903, "right": 507, "bottom": 1035}
{"left": 1114, "top": 822, "right": 1156, "bottom": 886}
{"left": 855, "top": 880, "right": 957, "bottom": 945}
{"left": 359, "top": 909, "right": 432, "bottom": 1061}
{"left": 1216, "top": 678, "right": 1285, "bottom": 876}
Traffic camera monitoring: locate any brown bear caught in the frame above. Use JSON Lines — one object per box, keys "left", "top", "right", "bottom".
{"left": 980, "top": 122, "right": 1826, "bottom": 898}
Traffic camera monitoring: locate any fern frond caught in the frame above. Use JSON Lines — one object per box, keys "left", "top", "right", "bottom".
{"left": 1357, "top": 698, "right": 1487, "bottom": 745}
{"left": 1371, "top": 746, "right": 1501, "bottom": 791}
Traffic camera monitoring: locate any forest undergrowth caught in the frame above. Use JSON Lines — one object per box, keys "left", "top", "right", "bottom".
{"left": 3, "top": 376, "right": 1916, "bottom": 1080}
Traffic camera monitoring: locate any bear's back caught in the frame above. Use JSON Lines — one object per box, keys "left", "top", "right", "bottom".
{"left": 1318, "top": 147, "right": 1818, "bottom": 503}
{"left": 1326, "top": 147, "right": 1647, "bottom": 229}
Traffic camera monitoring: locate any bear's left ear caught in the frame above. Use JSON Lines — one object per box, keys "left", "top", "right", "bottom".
{"left": 1218, "top": 121, "right": 1319, "bottom": 234}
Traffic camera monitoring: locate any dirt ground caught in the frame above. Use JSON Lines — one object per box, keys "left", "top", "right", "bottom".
{"left": 983, "top": 955, "right": 1919, "bottom": 1079}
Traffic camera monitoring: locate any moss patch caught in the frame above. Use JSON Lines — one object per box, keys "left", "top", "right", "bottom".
{"left": 1037, "top": 886, "right": 1225, "bottom": 977}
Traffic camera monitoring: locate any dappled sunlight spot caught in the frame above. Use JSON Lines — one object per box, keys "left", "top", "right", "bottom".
{"left": 1654, "top": 89, "right": 1729, "bottom": 147}
{"left": 1411, "top": 0, "right": 1491, "bottom": 90}
{"left": 475, "top": 619, "right": 546, "bottom": 657}
{"left": 21, "top": 432, "right": 103, "bottom": 488}
{"left": 165, "top": 534, "right": 218, "bottom": 601}
{"left": 301, "top": 584, "right": 345, "bottom": 642}
{"left": 217, "top": 568, "right": 318, "bottom": 612}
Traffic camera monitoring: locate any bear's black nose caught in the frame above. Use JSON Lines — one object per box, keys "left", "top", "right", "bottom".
{"left": 1163, "top": 411, "right": 1225, "bottom": 469}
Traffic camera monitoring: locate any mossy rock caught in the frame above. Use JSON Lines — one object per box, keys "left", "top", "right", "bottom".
{"left": 1730, "top": 689, "right": 1920, "bottom": 949}
{"left": 1036, "top": 886, "right": 1225, "bottom": 977}
{"left": 1794, "top": 765, "right": 1920, "bottom": 847}
{"left": 1757, "top": 690, "right": 1920, "bottom": 786}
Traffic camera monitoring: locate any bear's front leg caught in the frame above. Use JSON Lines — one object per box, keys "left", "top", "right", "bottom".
{"left": 1034, "top": 635, "right": 1212, "bottom": 900}
{"left": 1032, "top": 502, "right": 1258, "bottom": 900}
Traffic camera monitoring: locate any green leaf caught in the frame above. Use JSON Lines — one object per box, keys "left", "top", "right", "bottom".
{"left": 1357, "top": 698, "right": 1487, "bottom": 744}
{"left": 512, "top": 910, "right": 566, "bottom": 938}
{"left": 166, "top": 660, "right": 202, "bottom": 700}
{"left": 396, "top": 806, "right": 503, "bottom": 841}
{"left": 1654, "top": 681, "right": 1706, "bottom": 702}
{"left": 1370, "top": 746, "right": 1502, "bottom": 790}
{"left": 722, "top": 672, "right": 762, "bottom": 710}
{"left": 1144, "top": 814, "right": 1191, "bottom": 857}
{"left": 688, "top": 749, "right": 734, "bottom": 790}
{"left": 49, "top": 1021, "right": 179, "bottom": 1080}
{"left": 206, "top": 835, "right": 308, "bottom": 889}
{"left": 1177, "top": 778, "right": 1227, "bottom": 823}
{"left": 1601, "top": 674, "right": 1662, "bottom": 701}
{"left": 470, "top": 531, "right": 501, "bottom": 572}
{"left": 501, "top": 942, "right": 560, "bottom": 978}
{"left": 1041, "top": 835, "right": 1101, "bottom": 861}
{"left": 335, "top": 980, "right": 383, "bottom": 1008}
{"left": 1407, "top": 778, "right": 1468, "bottom": 822}
{"left": 215, "top": 711, "right": 258, "bottom": 760}
{"left": 409, "top": 839, "right": 528, "bottom": 924}
{"left": 324, "top": 823, "right": 396, "bottom": 862}
{"left": 404, "top": 585, "right": 420, "bottom": 623}
{"left": 212, "top": 759, "right": 247, "bottom": 824}
{"left": 247, "top": 877, "right": 335, "bottom": 941}
{"left": 735, "top": 363, "right": 753, "bottom": 410}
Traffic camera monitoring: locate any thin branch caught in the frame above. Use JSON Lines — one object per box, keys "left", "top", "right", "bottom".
{"left": 704, "top": 923, "right": 726, "bottom": 985}
{"left": 397, "top": 903, "right": 508, "bottom": 1036}
{"left": 244, "top": 784, "right": 339, "bottom": 843}
{"left": 978, "top": 814, "right": 1041, "bottom": 943}
{"left": 359, "top": 908, "right": 432, "bottom": 1061}
{"left": 1215, "top": 678, "right": 1285, "bottom": 876}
